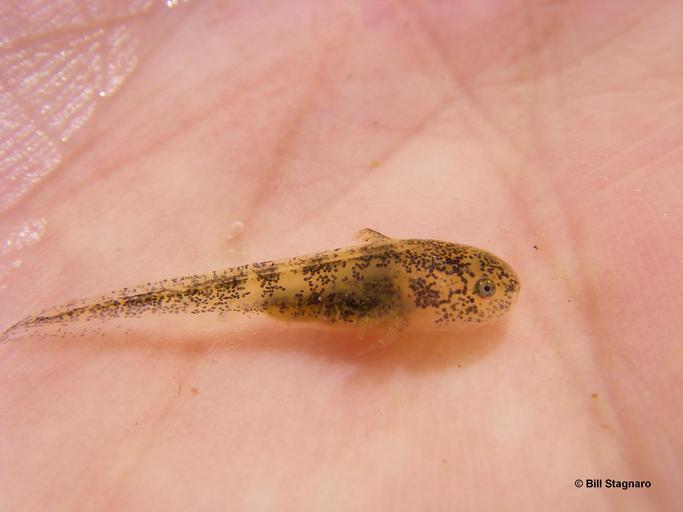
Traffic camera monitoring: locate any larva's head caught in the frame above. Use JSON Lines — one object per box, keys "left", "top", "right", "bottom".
{"left": 404, "top": 240, "right": 521, "bottom": 325}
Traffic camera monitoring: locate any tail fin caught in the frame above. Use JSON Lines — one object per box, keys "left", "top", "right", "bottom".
{"left": 1, "top": 267, "right": 257, "bottom": 344}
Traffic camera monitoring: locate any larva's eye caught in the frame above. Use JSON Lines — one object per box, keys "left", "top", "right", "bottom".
{"left": 475, "top": 278, "right": 496, "bottom": 298}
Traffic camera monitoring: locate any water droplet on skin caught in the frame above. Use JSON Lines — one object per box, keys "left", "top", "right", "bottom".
{"left": 0, "top": 218, "right": 47, "bottom": 287}
{"left": 227, "top": 221, "right": 245, "bottom": 241}
{"left": 165, "top": 0, "right": 191, "bottom": 7}
{"left": 1, "top": 218, "right": 47, "bottom": 255}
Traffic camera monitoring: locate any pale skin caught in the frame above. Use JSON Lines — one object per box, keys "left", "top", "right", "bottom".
{"left": 1, "top": 1, "right": 682, "bottom": 511}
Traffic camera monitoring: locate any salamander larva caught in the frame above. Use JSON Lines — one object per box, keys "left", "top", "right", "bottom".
{"left": 1, "top": 229, "right": 520, "bottom": 343}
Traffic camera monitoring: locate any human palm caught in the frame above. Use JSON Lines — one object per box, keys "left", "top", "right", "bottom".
{"left": 1, "top": 1, "right": 681, "bottom": 510}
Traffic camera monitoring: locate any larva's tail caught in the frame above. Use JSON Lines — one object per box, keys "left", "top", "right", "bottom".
{"left": 1, "top": 316, "right": 35, "bottom": 344}
{"left": 0, "top": 298, "right": 136, "bottom": 344}
{"left": 1, "top": 268, "right": 263, "bottom": 344}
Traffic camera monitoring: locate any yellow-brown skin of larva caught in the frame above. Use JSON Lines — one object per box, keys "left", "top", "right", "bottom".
{"left": 265, "top": 229, "right": 521, "bottom": 329}
{"left": 0, "top": 229, "right": 520, "bottom": 342}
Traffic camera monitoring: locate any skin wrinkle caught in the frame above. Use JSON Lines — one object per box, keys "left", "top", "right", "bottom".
{"left": 626, "top": 54, "right": 683, "bottom": 89}
{"left": 101, "top": 360, "right": 199, "bottom": 510}
{"left": 523, "top": 90, "right": 607, "bottom": 397}
{"left": 611, "top": 22, "right": 683, "bottom": 89}
{"left": 473, "top": 2, "right": 676, "bottom": 89}
{"left": 513, "top": 10, "right": 619, "bottom": 389}
{"left": 0, "top": 73, "right": 56, "bottom": 144}
{"left": 247, "top": 39, "right": 333, "bottom": 216}
{"left": 248, "top": 20, "right": 460, "bottom": 214}
{"left": 403, "top": 1, "right": 528, "bottom": 155}
{"left": 568, "top": 2, "right": 674, "bottom": 67}
{"left": 473, "top": 8, "right": 540, "bottom": 77}
{"left": 416, "top": 1, "right": 529, "bottom": 81}
{"left": 595, "top": 332, "right": 675, "bottom": 511}
{"left": 69, "top": 345, "right": 201, "bottom": 510}
{"left": 51, "top": 20, "right": 347, "bottom": 234}
{"left": 576, "top": 122, "right": 683, "bottom": 189}
{"left": 0, "top": 8, "right": 155, "bottom": 52}
{"left": 313, "top": 98, "right": 455, "bottom": 211}
{"left": 524, "top": 1, "right": 669, "bottom": 79}
{"left": 272, "top": 19, "right": 468, "bottom": 209}
{"left": 10, "top": 4, "right": 471, "bottom": 241}
{"left": 0, "top": 11, "right": 188, "bottom": 218}
{"left": 29, "top": 80, "right": 227, "bottom": 212}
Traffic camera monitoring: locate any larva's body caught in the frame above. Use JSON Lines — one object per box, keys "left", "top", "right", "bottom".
{"left": 1, "top": 229, "right": 520, "bottom": 343}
